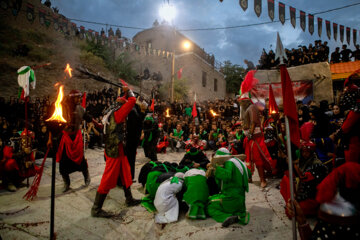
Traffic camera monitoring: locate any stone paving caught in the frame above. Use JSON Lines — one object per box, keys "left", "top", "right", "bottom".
{"left": 0, "top": 148, "right": 294, "bottom": 240}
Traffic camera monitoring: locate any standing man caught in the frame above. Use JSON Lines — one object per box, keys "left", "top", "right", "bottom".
{"left": 238, "top": 95, "right": 275, "bottom": 188}
{"left": 56, "top": 90, "right": 91, "bottom": 192}
{"left": 141, "top": 114, "right": 159, "bottom": 162}
{"left": 126, "top": 98, "right": 146, "bottom": 180}
{"left": 91, "top": 86, "right": 140, "bottom": 218}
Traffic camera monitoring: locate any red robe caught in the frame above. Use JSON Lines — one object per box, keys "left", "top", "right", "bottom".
{"left": 97, "top": 96, "right": 136, "bottom": 194}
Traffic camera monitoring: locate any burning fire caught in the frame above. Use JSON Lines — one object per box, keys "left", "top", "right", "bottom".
{"left": 64, "top": 64, "right": 72, "bottom": 78}
{"left": 46, "top": 85, "right": 67, "bottom": 123}
{"left": 165, "top": 108, "right": 170, "bottom": 117}
{"left": 210, "top": 109, "right": 218, "bottom": 117}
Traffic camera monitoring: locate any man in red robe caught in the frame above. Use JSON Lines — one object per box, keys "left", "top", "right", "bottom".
{"left": 239, "top": 95, "right": 275, "bottom": 188}
{"left": 91, "top": 86, "right": 140, "bottom": 218}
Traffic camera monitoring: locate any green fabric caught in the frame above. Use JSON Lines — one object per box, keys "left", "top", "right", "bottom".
{"left": 183, "top": 175, "right": 209, "bottom": 220}
{"left": 176, "top": 166, "right": 190, "bottom": 173}
{"left": 207, "top": 160, "right": 250, "bottom": 224}
{"left": 185, "top": 107, "right": 192, "bottom": 116}
{"left": 187, "top": 150, "right": 199, "bottom": 156}
{"left": 170, "top": 176, "right": 183, "bottom": 184}
{"left": 236, "top": 131, "right": 244, "bottom": 141}
{"left": 145, "top": 116, "right": 154, "bottom": 123}
{"left": 215, "top": 149, "right": 231, "bottom": 156}
{"left": 141, "top": 170, "right": 163, "bottom": 213}
{"left": 17, "top": 66, "right": 31, "bottom": 75}
{"left": 173, "top": 129, "right": 184, "bottom": 138}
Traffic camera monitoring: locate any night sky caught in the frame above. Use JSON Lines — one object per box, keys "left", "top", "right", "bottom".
{"left": 52, "top": 0, "right": 360, "bottom": 67}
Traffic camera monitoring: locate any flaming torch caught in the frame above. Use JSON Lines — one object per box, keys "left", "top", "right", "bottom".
{"left": 210, "top": 109, "right": 218, "bottom": 117}
{"left": 46, "top": 83, "right": 68, "bottom": 240}
{"left": 165, "top": 108, "right": 170, "bottom": 118}
{"left": 64, "top": 63, "right": 72, "bottom": 78}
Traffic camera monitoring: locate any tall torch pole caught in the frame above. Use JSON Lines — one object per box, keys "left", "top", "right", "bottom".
{"left": 171, "top": 50, "right": 175, "bottom": 103}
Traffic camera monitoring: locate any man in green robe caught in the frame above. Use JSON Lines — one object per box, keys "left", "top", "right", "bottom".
{"left": 207, "top": 148, "right": 251, "bottom": 227}
{"left": 183, "top": 168, "right": 209, "bottom": 220}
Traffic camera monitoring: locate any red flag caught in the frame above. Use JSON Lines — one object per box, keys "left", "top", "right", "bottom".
{"left": 280, "top": 65, "right": 300, "bottom": 148}
{"left": 81, "top": 92, "right": 86, "bottom": 108}
{"left": 192, "top": 101, "right": 197, "bottom": 118}
{"left": 150, "top": 98, "right": 154, "bottom": 112}
{"left": 120, "top": 79, "right": 128, "bottom": 87}
{"left": 177, "top": 68, "right": 183, "bottom": 79}
{"left": 268, "top": 84, "right": 278, "bottom": 116}
{"left": 239, "top": 70, "right": 258, "bottom": 96}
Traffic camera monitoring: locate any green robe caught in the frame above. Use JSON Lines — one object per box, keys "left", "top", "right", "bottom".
{"left": 141, "top": 170, "right": 163, "bottom": 213}
{"left": 207, "top": 158, "right": 251, "bottom": 224}
{"left": 183, "top": 170, "right": 209, "bottom": 220}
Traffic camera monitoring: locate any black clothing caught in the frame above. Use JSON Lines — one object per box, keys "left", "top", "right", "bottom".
{"left": 340, "top": 49, "right": 352, "bottom": 62}
{"left": 179, "top": 150, "right": 210, "bottom": 169}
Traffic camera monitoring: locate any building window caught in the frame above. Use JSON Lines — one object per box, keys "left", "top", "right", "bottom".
{"left": 214, "top": 78, "right": 218, "bottom": 92}
{"left": 202, "top": 71, "right": 207, "bottom": 87}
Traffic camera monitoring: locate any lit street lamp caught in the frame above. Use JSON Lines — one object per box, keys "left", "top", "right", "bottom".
{"left": 170, "top": 41, "right": 192, "bottom": 102}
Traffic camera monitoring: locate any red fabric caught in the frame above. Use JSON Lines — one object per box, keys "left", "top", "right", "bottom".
{"left": 114, "top": 97, "right": 136, "bottom": 123}
{"left": 268, "top": 84, "right": 279, "bottom": 115}
{"left": 97, "top": 144, "right": 132, "bottom": 194}
{"left": 341, "top": 111, "right": 360, "bottom": 163}
{"left": 299, "top": 199, "right": 319, "bottom": 216}
{"left": 192, "top": 101, "right": 197, "bottom": 118}
{"left": 150, "top": 98, "right": 154, "bottom": 112}
{"left": 81, "top": 92, "right": 86, "bottom": 108}
{"left": 280, "top": 174, "right": 290, "bottom": 202}
{"left": 300, "top": 122, "right": 314, "bottom": 141}
{"left": 244, "top": 134, "right": 276, "bottom": 173}
{"left": 56, "top": 130, "right": 84, "bottom": 164}
{"left": 120, "top": 79, "right": 128, "bottom": 87}
{"left": 4, "top": 158, "right": 19, "bottom": 172}
{"left": 240, "top": 70, "right": 258, "bottom": 95}
{"left": 177, "top": 68, "right": 183, "bottom": 79}
{"left": 280, "top": 65, "right": 300, "bottom": 148}
{"left": 157, "top": 138, "right": 169, "bottom": 153}
{"left": 316, "top": 162, "right": 360, "bottom": 204}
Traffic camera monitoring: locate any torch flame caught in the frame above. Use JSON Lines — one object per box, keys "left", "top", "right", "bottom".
{"left": 64, "top": 64, "right": 72, "bottom": 78}
{"left": 46, "top": 85, "right": 67, "bottom": 123}
{"left": 165, "top": 108, "right": 170, "bottom": 117}
{"left": 210, "top": 109, "right": 218, "bottom": 117}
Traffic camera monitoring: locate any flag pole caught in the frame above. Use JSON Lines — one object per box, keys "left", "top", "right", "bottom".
{"left": 275, "top": 32, "right": 297, "bottom": 240}
{"left": 285, "top": 116, "right": 297, "bottom": 240}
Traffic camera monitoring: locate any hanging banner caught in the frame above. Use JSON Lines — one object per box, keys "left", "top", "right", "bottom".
{"left": 11, "top": 0, "right": 22, "bottom": 16}
{"left": 239, "top": 0, "right": 248, "bottom": 11}
{"left": 53, "top": 15, "right": 59, "bottom": 30}
{"left": 326, "top": 20, "right": 331, "bottom": 40}
{"left": 0, "top": 0, "right": 9, "bottom": 10}
{"left": 346, "top": 27, "right": 351, "bottom": 45}
{"left": 254, "top": 0, "right": 261, "bottom": 17}
{"left": 340, "top": 25, "right": 344, "bottom": 43}
{"left": 279, "top": 2, "right": 285, "bottom": 25}
{"left": 333, "top": 23, "right": 338, "bottom": 41}
{"left": 26, "top": 3, "right": 35, "bottom": 22}
{"left": 308, "top": 14, "right": 314, "bottom": 35}
{"left": 250, "top": 81, "right": 314, "bottom": 105}
{"left": 267, "top": 0, "right": 274, "bottom": 21}
{"left": 39, "top": 8, "right": 46, "bottom": 25}
{"left": 300, "top": 11, "right": 306, "bottom": 32}
{"left": 289, "top": 7, "right": 296, "bottom": 28}
{"left": 353, "top": 29, "right": 357, "bottom": 46}
{"left": 317, "top": 17, "right": 322, "bottom": 38}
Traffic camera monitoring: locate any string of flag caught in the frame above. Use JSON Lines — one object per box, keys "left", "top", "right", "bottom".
{"left": 0, "top": 0, "right": 358, "bottom": 46}
{"left": 238, "top": 0, "right": 358, "bottom": 46}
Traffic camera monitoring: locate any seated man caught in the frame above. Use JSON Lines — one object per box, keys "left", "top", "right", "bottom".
{"left": 179, "top": 147, "right": 209, "bottom": 170}
{"left": 185, "top": 134, "right": 206, "bottom": 151}
{"left": 207, "top": 148, "right": 251, "bottom": 227}
{"left": 169, "top": 124, "right": 184, "bottom": 152}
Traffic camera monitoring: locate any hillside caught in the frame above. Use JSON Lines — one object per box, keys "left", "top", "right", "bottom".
{"left": 0, "top": 6, "right": 132, "bottom": 100}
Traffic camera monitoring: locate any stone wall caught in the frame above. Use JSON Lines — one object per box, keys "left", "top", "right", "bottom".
{"left": 254, "top": 62, "right": 333, "bottom": 103}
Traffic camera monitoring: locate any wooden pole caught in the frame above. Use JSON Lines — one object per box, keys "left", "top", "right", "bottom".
{"left": 285, "top": 116, "right": 297, "bottom": 240}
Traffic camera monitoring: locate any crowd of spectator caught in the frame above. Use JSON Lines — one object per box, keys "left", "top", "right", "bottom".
{"left": 257, "top": 40, "right": 360, "bottom": 70}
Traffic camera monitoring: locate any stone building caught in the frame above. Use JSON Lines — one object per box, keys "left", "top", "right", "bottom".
{"left": 116, "top": 24, "right": 226, "bottom": 101}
